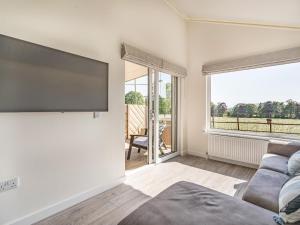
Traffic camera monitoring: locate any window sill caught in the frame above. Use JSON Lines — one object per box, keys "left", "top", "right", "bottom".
{"left": 205, "top": 129, "right": 300, "bottom": 142}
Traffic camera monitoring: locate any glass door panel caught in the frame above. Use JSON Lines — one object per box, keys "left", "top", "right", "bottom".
{"left": 158, "top": 72, "right": 178, "bottom": 159}
{"left": 124, "top": 61, "right": 149, "bottom": 170}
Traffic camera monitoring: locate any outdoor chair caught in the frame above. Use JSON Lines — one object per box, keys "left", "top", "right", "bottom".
{"left": 127, "top": 124, "right": 168, "bottom": 160}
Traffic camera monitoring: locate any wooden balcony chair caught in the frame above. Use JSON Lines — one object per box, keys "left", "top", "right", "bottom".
{"left": 127, "top": 124, "right": 168, "bottom": 160}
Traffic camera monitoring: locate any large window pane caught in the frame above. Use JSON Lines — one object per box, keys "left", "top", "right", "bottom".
{"left": 210, "top": 62, "right": 300, "bottom": 138}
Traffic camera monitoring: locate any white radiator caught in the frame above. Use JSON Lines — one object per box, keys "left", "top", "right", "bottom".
{"left": 208, "top": 134, "right": 268, "bottom": 166}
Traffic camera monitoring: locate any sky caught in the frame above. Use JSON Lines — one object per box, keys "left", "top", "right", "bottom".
{"left": 211, "top": 62, "right": 300, "bottom": 108}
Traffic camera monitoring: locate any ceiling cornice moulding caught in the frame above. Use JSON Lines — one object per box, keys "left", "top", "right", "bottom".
{"left": 162, "top": 0, "right": 188, "bottom": 20}
{"left": 188, "top": 18, "right": 300, "bottom": 30}
{"left": 163, "top": 0, "right": 300, "bottom": 31}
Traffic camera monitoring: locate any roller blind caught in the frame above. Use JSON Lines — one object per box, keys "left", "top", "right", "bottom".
{"left": 202, "top": 46, "right": 300, "bottom": 75}
{"left": 121, "top": 43, "right": 187, "bottom": 77}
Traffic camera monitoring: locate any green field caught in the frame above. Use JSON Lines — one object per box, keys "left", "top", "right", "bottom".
{"left": 211, "top": 117, "right": 300, "bottom": 135}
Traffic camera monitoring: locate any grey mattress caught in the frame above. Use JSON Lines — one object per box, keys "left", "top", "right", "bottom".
{"left": 118, "top": 181, "right": 278, "bottom": 225}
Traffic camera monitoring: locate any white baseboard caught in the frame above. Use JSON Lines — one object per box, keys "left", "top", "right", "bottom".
{"left": 187, "top": 150, "right": 208, "bottom": 159}
{"left": 187, "top": 150, "right": 258, "bottom": 169}
{"left": 180, "top": 149, "right": 188, "bottom": 156}
{"left": 5, "top": 176, "right": 125, "bottom": 225}
{"left": 208, "top": 156, "right": 259, "bottom": 169}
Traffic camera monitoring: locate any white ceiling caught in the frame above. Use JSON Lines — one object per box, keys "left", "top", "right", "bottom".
{"left": 165, "top": 0, "right": 300, "bottom": 28}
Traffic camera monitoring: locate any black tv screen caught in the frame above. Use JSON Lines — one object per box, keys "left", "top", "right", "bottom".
{"left": 0, "top": 34, "right": 108, "bottom": 112}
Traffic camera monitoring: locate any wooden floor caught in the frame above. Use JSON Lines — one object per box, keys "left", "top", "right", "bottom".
{"left": 35, "top": 155, "right": 256, "bottom": 225}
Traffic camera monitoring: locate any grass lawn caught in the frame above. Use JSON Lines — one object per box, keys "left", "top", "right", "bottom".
{"left": 211, "top": 117, "right": 300, "bottom": 135}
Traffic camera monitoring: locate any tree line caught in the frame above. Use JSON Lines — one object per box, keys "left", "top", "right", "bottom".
{"left": 211, "top": 99, "right": 300, "bottom": 119}
{"left": 125, "top": 90, "right": 172, "bottom": 115}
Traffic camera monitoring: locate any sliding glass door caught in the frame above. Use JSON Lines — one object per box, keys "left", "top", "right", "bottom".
{"left": 124, "top": 61, "right": 180, "bottom": 169}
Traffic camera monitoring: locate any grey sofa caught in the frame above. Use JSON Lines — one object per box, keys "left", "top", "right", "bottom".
{"left": 118, "top": 140, "right": 300, "bottom": 225}
{"left": 242, "top": 140, "right": 300, "bottom": 212}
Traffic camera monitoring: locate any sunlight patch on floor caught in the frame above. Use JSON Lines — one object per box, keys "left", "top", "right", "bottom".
{"left": 125, "top": 161, "right": 248, "bottom": 198}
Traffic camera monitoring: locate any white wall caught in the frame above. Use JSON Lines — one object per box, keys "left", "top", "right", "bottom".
{"left": 185, "top": 22, "right": 300, "bottom": 156}
{"left": 0, "top": 1, "right": 187, "bottom": 224}
{"left": 3, "top": 1, "right": 300, "bottom": 223}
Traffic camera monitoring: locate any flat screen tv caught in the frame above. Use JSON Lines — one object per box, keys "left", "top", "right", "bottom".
{"left": 0, "top": 34, "right": 108, "bottom": 112}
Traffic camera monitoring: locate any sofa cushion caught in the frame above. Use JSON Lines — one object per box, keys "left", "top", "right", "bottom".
{"left": 268, "top": 140, "right": 300, "bottom": 158}
{"left": 118, "top": 181, "right": 278, "bottom": 225}
{"left": 243, "top": 169, "right": 290, "bottom": 212}
{"left": 288, "top": 150, "right": 300, "bottom": 176}
{"left": 276, "top": 176, "right": 300, "bottom": 224}
{"left": 260, "top": 153, "right": 289, "bottom": 174}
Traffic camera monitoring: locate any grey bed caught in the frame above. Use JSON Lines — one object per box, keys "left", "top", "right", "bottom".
{"left": 118, "top": 181, "right": 278, "bottom": 225}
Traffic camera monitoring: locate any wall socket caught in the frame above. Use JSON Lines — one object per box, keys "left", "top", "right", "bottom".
{"left": 0, "top": 177, "right": 19, "bottom": 193}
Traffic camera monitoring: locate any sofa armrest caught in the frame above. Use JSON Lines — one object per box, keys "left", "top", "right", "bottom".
{"left": 268, "top": 140, "right": 300, "bottom": 157}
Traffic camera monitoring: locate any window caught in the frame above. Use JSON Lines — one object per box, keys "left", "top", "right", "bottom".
{"left": 209, "top": 62, "right": 300, "bottom": 138}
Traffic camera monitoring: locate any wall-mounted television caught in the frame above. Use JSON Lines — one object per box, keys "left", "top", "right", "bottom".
{"left": 0, "top": 34, "right": 108, "bottom": 112}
